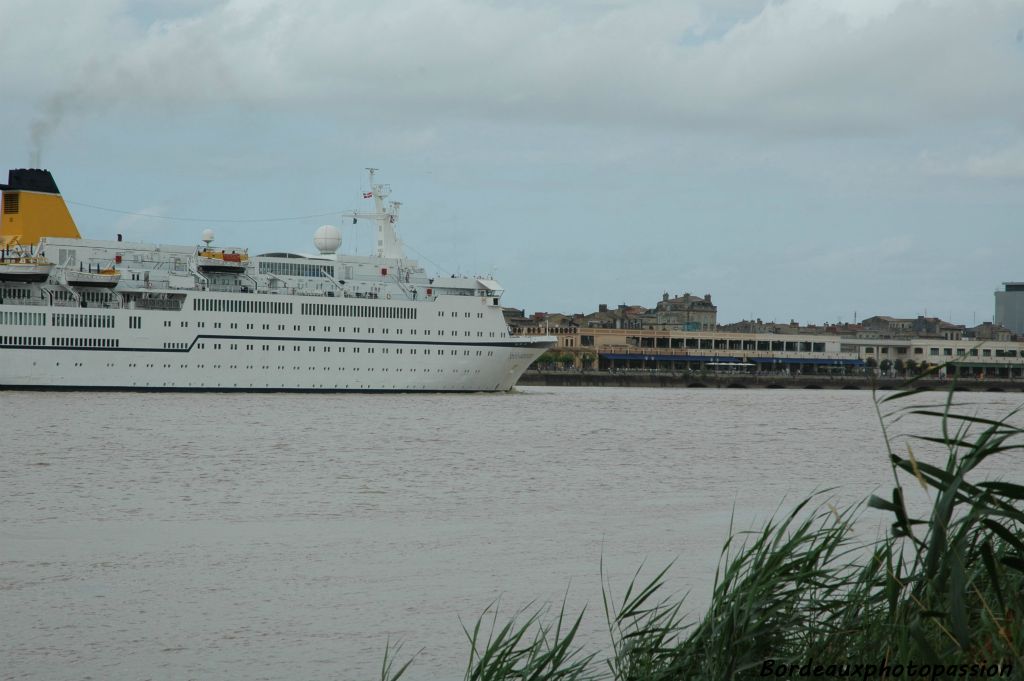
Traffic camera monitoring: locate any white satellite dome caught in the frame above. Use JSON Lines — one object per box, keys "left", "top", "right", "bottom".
{"left": 313, "top": 224, "right": 341, "bottom": 255}
{"left": 201, "top": 228, "right": 215, "bottom": 245}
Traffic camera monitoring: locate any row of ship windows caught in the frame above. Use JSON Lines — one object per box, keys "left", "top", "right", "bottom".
{"left": 1, "top": 336, "right": 45, "bottom": 346}
{"left": 193, "top": 298, "right": 295, "bottom": 314}
{"left": 2, "top": 310, "right": 504, "bottom": 336}
{"left": 259, "top": 261, "right": 335, "bottom": 278}
{"left": 300, "top": 303, "right": 418, "bottom": 320}
{"left": 192, "top": 299, "right": 477, "bottom": 322}
{"left": 109, "top": 365, "right": 483, "bottom": 375}
{"left": 52, "top": 337, "right": 121, "bottom": 348}
{"left": 163, "top": 319, "right": 504, "bottom": 338}
{"left": 0, "top": 311, "right": 120, "bottom": 329}
{"left": 2, "top": 311, "right": 46, "bottom": 326}
{"left": 0, "top": 337, "right": 121, "bottom": 348}
{"left": 0, "top": 287, "right": 32, "bottom": 300}
{"left": 3, "top": 318, "right": 508, "bottom": 341}
{"left": 439, "top": 311, "right": 486, "bottom": 319}
{"left": 1, "top": 337, "right": 496, "bottom": 356}
{"left": 193, "top": 342, "right": 494, "bottom": 357}
{"left": 52, "top": 313, "right": 115, "bottom": 328}
{"left": 46, "top": 361, "right": 486, "bottom": 381}
{"left": 52, "top": 290, "right": 111, "bottom": 303}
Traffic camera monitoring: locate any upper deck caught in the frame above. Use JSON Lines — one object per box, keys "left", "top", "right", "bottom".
{"left": 1, "top": 168, "right": 506, "bottom": 309}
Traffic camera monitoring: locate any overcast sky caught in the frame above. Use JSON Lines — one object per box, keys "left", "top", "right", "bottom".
{"left": 2, "top": 0, "right": 1022, "bottom": 324}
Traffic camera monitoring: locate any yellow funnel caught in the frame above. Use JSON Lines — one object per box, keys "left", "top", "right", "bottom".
{"left": 0, "top": 168, "right": 81, "bottom": 247}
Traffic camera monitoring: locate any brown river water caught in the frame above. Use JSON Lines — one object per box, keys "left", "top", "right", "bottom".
{"left": 3, "top": 387, "right": 1023, "bottom": 680}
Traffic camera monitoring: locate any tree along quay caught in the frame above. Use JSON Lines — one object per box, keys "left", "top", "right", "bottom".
{"left": 516, "top": 370, "right": 1024, "bottom": 391}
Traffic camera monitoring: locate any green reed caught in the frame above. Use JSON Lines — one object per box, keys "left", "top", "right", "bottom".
{"left": 382, "top": 379, "right": 1024, "bottom": 680}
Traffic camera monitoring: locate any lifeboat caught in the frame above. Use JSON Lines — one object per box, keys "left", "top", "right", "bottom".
{"left": 197, "top": 248, "right": 248, "bottom": 273}
{"left": 0, "top": 255, "right": 54, "bottom": 282}
{"left": 65, "top": 266, "right": 121, "bottom": 288}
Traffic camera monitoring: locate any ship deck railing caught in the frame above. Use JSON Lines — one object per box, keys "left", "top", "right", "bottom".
{"left": 0, "top": 298, "right": 126, "bottom": 309}
{"left": 1, "top": 284, "right": 436, "bottom": 305}
{"left": 0, "top": 297, "right": 48, "bottom": 307}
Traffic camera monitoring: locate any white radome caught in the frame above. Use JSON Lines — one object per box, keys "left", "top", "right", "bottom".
{"left": 313, "top": 224, "right": 341, "bottom": 255}
{"left": 201, "top": 228, "right": 215, "bottom": 245}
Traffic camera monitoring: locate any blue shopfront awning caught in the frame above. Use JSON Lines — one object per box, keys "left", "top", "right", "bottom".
{"left": 598, "top": 353, "right": 864, "bottom": 366}
{"left": 599, "top": 354, "right": 741, "bottom": 363}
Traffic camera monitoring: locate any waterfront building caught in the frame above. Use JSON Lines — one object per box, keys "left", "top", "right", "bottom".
{"left": 504, "top": 309, "right": 581, "bottom": 342}
{"left": 511, "top": 310, "right": 1024, "bottom": 378}
{"left": 507, "top": 284, "right": 1024, "bottom": 378}
{"left": 995, "top": 283, "right": 1024, "bottom": 335}
{"left": 524, "top": 292, "right": 717, "bottom": 333}
{"left": 648, "top": 292, "right": 717, "bottom": 331}
{"left": 580, "top": 303, "right": 648, "bottom": 330}
{"left": 966, "top": 322, "right": 1014, "bottom": 342}
{"left": 860, "top": 315, "right": 965, "bottom": 340}
{"left": 516, "top": 325, "right": 863, "bottom": 374}
{"left": 837, "top": 336, "right": 1024, "bottom": 377}
{"left": 717, "top": 319, "right": 851, "bottom": 335}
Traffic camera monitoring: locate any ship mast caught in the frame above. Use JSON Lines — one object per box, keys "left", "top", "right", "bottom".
{"left": 343, "top": 168, "right": 403, "bottom": 259}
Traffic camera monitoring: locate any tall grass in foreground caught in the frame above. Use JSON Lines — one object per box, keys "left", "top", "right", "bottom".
{"left": 382, "top": 385, "right": 1024, "bottom": 680}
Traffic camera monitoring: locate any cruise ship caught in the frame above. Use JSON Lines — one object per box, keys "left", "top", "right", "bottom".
{"left": 0, "top": 168, "right": 554, "bottom": 391}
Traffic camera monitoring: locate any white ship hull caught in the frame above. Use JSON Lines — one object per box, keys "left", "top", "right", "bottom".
{"left": 0, "top": 294, "right": 554, "bottom": 392}
{"left": 0, "top": 349, "right": 546, "bottom": 392}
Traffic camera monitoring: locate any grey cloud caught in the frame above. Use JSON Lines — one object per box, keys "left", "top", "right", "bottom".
{"left": 4, "top": 0, "right": 1022, "bottom": 136}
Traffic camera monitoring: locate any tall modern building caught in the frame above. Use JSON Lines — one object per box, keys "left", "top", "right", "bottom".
{"left": 994, "top": 283, "right": 1024, "bottom": 335}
